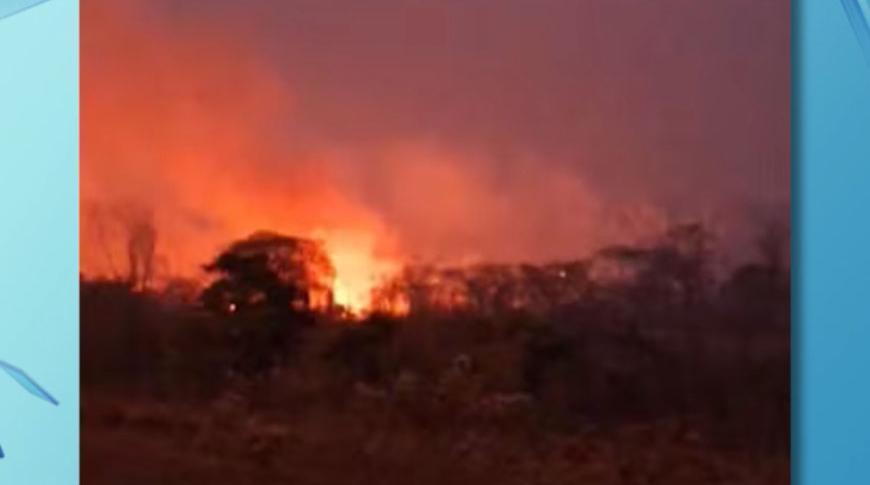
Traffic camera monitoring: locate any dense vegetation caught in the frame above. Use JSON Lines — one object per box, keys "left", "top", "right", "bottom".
{"left": 82, "top": 223, "right": 789, "bottom": 484}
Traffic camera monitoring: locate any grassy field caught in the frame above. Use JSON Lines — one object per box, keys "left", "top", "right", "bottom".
{"left": 83, "top": 392, "right": 788, "bottom": 485}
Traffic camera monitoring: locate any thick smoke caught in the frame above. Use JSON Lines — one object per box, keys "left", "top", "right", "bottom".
{"left": 81, "top": 0, "right": 789, "bottom": 308}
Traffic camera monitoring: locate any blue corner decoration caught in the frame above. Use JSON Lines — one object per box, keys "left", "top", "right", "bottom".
{"left": 0, "top": 0, "right": 61, "bottom": 462}
{"left": 0, "top": 0, "right": 74, "bottom": 477}
{"left": 0, "top": 0, "right": 62, "bottom": 462}
{"left": 0, "top": 0, "right": 53, "bottom": 21}
{"left": 0, "top": 361, "right": 59, "bottom": 406}
{"left": 0, "top": 360, "right": 59, "bottom": 458}
{"left": 842, "top": 0, "right": 870, "bottom": 62}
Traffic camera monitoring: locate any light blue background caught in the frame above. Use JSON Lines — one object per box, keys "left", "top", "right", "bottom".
{"left": 797, "top": 0, "right": 870, "bottom": 484}
{"left": 0, "top": 0, "right": 78, "bottom": 482}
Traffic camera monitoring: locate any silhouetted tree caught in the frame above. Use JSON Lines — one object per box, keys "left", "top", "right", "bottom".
{"left": 126, "top": 215, "right": 157, "bottom": 291}
{"left": 201, "top": 231, "right": 336, "bottom": 315}
{"left": 722, "top": 219, "right": 791, "bottom": 327}
{"left": 199, "top": 232, "right": 337, "bottom": 375}
{"left": 82, "top": 201, "right": 158, "bottom": 290}
{"left": 596, "top": 222, "right": 715, "bottom": 309}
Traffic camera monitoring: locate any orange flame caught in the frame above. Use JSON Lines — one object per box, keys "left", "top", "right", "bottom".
{"left": 80, "top": 0, "right": 405, "bottom": 315}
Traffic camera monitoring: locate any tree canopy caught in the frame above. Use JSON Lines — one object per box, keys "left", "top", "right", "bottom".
{"left": 201, "top": 231, "right": 336, "bottom": 315}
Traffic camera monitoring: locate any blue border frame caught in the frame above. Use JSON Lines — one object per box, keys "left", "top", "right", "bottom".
{"left": 797, "top": 1, "right": 870, "bottom": 483}
{"left": 0, "top": 0, "right": 78, "bottom": 481}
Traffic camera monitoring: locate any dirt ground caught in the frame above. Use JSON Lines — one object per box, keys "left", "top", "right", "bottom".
{"left": 82, "top": 395, "right": 789, "bottom": 485}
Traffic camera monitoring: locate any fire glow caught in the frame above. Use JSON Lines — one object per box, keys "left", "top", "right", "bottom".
{"left": 321, "top": 233, "right": 404, "bottom": 313}
{"left": 80, "top": 0, "right": 675, "bottom": 315}
{"left": 80, "top": 0, "right": 407, "bottom": 314}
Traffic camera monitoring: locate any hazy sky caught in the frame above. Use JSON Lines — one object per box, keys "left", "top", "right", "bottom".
{"left": 82, "top": 0, "right": 789, "bottom": 285}
{"left": 170, "top": 0, "right": 790, "bottom": 203}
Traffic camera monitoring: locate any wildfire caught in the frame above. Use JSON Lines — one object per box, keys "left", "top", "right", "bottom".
{"left": 80, "top": 0, "right": 410, "bottom": 318}
{"left": 322, "top": 233, "right": 403, "bottom": 315}
{"left": 81, "top": 0, "right": 659, "bottom": 318}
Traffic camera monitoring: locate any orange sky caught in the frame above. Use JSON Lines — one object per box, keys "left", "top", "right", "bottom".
{"left": 81, "top": 0, "right": 408, "bottom": 310}
{"left": 81, "top": 0, "right": 789, "bottom": 311}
